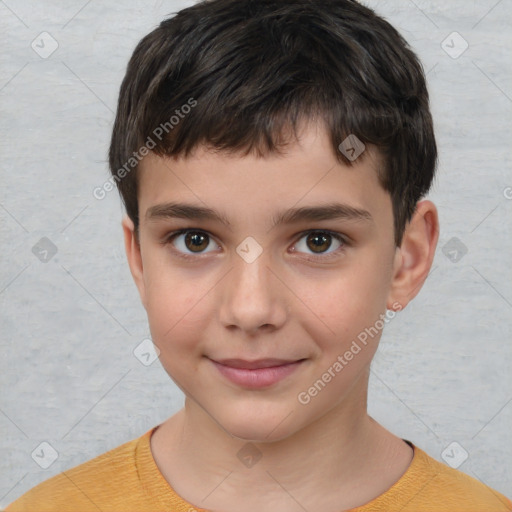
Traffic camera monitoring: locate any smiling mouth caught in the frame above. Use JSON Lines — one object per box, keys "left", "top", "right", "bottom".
{"left": 211, "top": 358, "right": 307, "bottom": 370}
{"left": 208, "top": 357, "right": 307, "bottom": 388}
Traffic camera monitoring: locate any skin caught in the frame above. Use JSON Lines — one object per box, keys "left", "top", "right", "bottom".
{"left": 122, "top": 120, "right": 439, "bottom": 512}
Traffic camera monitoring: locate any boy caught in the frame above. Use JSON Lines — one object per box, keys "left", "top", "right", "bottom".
{"left": 6, "top": 0, "right": 512, "bottom": 510}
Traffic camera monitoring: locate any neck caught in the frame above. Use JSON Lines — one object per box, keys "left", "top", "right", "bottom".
{"left": 149, "top": 368, "right": 412, "bottom": 511}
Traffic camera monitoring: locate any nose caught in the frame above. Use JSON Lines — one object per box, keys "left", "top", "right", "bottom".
{"left": 217, "top": 249, "right": 289, "bottom": 335}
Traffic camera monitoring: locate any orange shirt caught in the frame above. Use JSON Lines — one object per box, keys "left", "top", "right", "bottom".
{"left": 5, "top": 426, "right": 512, "bottom": 512}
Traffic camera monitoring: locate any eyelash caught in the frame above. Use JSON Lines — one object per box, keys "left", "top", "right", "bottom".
{"left": 161, "top": 228, "right": 349, "bottom": 262}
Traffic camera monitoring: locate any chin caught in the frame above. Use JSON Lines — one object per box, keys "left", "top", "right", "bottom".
{"left": 227, "top": 423, "right": 289, "bottom": 443}
{"left": 215, "top": 406, "right": 304, "bottom": 444}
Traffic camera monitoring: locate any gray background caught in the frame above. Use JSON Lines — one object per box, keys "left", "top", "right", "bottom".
{"left": 1, "top": 0, "right": 511, "bottom": 507}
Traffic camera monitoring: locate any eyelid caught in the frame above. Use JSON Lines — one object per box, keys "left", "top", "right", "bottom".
{"left": 294, "top": 228, "right": 350, "bottom": 246}
{"left": 162, "top": 227, "right": 350, "bottom": 260}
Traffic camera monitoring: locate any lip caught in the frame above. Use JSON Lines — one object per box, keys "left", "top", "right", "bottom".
{"left": 214, "top": 358, "right": 302, "bottom": 369}
{"left": 209, "top": 358, "right": 306, "bottom": 388}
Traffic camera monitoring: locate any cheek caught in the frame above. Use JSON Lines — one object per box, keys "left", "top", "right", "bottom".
{"left": 146, "top": 290, "right": 207, "bottom": 386}
{"left": 291, "top": 263, "right": 391, "bottom": 410}
{"left": 142, "top": 258, "right": 221, "bottom": 378}
{"left": 298, "top": 255, "right": 393, "bottom": 352}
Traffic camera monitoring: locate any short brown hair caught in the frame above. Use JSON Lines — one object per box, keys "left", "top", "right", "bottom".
{"left": 109, "top": 0, "right": 437, "bottom": 246}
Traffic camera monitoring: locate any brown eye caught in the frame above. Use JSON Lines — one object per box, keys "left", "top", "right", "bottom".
{"left": 306, "top": 232, "right": 332, "bottom": 253}
{"left": 165, "top": 230, "right": 217, "bottom": 257}
{"left": 184, "top": 231, "right": 209, "bottom": 252}
{"left": 293, "top": 230, "right": 346, "bottom": 259}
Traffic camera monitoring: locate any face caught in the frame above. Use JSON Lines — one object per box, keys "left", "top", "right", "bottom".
{"left": 127, "top": 121, "right": 402, "bottom": 442}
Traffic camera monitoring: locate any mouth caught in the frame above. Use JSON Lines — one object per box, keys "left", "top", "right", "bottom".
{"left": 212, "top": 358, "right": 306, "bottom": 370}
{"left": 208, "top": 357, "right": 307, "bottom": 388}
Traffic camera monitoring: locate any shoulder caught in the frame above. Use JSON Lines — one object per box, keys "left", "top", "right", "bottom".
{"left": 4, "top": 431, "right": 150, "bottom": 512}
{"left": 397, "top": 444, "right": 512, "bottom": 512}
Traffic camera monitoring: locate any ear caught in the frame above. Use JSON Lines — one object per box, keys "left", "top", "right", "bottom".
{"left": 386, "top": 200, "right": 439, "bottom": 310}
{"left": 122, "top": 215, "right": 147, "bottom": 309}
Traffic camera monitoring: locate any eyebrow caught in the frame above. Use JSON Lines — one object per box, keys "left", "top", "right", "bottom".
{"left": 145, "top": 201, "right": 373, "bottom": 229}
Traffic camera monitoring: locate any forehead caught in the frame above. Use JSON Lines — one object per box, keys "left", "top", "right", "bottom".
{"left": 137, "top": 122, "right": 389, "bottom": 227}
